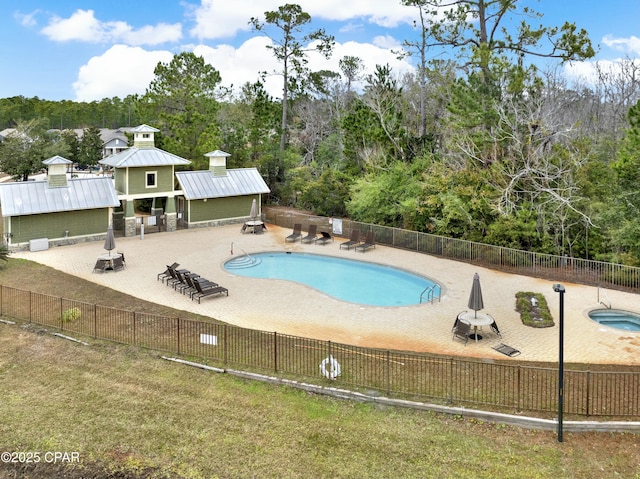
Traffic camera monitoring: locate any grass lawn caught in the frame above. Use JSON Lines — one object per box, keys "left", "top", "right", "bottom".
{"left": 1, "top": 259, "right": 639, "bottom": 478}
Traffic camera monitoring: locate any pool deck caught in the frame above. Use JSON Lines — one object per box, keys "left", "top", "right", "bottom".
{"left": 11, "top": 223, "right": 640, "bottom": 365}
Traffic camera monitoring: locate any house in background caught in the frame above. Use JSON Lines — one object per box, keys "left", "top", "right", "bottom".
{"left": 101, "top": 128, "right": 131, "bottom": 157}
{"left": 0, "top": 156, "right": 120, "bottom": 251}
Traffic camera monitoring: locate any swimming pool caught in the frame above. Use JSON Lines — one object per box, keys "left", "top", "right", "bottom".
{"left": 588, "top": 309, "right": 640, "bottom": 332}
{"left": 224, "top": 252, "right": 441, "bottom": 307}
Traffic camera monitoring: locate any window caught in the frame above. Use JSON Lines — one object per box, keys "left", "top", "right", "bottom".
{"left": 146, "top": 171, "right": 157, "bottom": 188}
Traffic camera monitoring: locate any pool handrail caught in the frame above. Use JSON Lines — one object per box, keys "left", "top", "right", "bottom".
{"left": 420, "top": 284, "right": 441, "bottom": 304}
{"left": 230, "top": 242, "right": 254, "bottom": 264}
{"left": 597, "top": 286, "right": 612, "bottom": 309}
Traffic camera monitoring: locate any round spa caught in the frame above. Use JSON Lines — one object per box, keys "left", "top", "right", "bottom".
{"left": 588, "top": 309, "right": 640, "bottom": 332}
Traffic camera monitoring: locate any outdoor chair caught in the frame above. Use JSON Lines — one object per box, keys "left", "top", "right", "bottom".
{"left": 339, "top": 230, "right": 361, "bottom": 250}
{"left": 93, "top": 259, "right": 109, "bottom": 273}
{"left": 452, "top": 320, "right": 471, "bottom": 345}
{"left": 316, "top": 231, "right": 333, "bottom": 245}
{"left": 112, "top": 256, "right": 125, "bottom": 272}
{"left": 489, "top": 317, "right": 502, "bottom": 338}
{"left": 117, "top": 251, "right": 126, "bottom": 264}
{"left": 164, "top": 265, "right": 189, "bottom": 288}
{"left": 301, "top": 224, "right": 318, "bottom": 244}
{"left": 172, "top": 268, "right": 194, "bottom": 292}
{"left": 157, "top": 262, "right": 179, "bottom": 282}
{"left": 355, "top": 231, "right": 375, "bottom": 252}
{"left": 183, "top": 273, "right": 218, "bottom": 298}
{"left": 192, "top": 277, "right": 229, "bottom": 303}
{"left": 285, "top": 224, "right": 303, "bottom": 242}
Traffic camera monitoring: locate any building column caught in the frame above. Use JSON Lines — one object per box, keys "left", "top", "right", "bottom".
{"left": 150, "top": 197, "right": 163, "bottom": 217}
{"left": 165, "top": 196, "right": 177, "bottom": 232}
{"left": 123, "top": 200, "right": 137, "bottom": 237}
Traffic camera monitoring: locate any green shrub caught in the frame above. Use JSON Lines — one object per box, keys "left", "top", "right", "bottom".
{"left": 61, "top": 307, "right": 81, "bottom": 323}
{"left": 515, "top": 292, "right": 554, "bottom": 328}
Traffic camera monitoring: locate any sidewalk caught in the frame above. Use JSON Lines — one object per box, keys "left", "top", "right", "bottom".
{"left": 12, "top": 223, "right": 640, "bottom": 365}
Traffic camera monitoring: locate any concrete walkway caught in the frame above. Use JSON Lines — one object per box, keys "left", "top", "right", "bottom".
{"left": 12, "top": 223, "right": 640, "bottom": 365}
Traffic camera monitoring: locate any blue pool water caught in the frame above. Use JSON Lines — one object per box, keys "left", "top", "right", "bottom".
{"left": 224, "top": 252, "right": 441, "bottom": 307}
{"left": 588, "top": 309, "right": 640, "bottom": 332}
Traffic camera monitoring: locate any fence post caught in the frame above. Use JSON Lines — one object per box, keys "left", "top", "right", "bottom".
{"left": 177, "top": 318, "right": 181, "bottom": 355}
{"left": 448, "top": 358, "right": 454, "bottom": 403}
{"left": 0, "top": 284, "right": 3, "bottom": 316}
{"left": 133, "top": 312, "right": 137, "bottom": 346}
{"left": 223, "top": 324, "right": 228, "bottom": 365}
{"left": 517, "top": 366, "right": 521, "bottom": 411}
{"left": 93, "top": 304, "right": 97, "bottom": 339}
{"left": 29, "top": 291, "right": 32, "bottom": 323}
{"left": 586, "top": 371, "right": 591, "bottom": 417}
{"left": 273, "top": 331, "right": 278, "bottom": 373}
{"left": 386, "top": 350, "right": 391, "bottom": 396}
{"left": 60, "top": 297, "right": 64, "bottom": 331}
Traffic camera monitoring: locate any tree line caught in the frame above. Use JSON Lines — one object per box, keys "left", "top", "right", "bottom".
{"left": 2, "top": 1, "right": 640, "bottom": 265}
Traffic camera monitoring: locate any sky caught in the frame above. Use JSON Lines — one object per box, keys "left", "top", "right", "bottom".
{"left": 1, "top": 0, "right": 639, "bottom": 103}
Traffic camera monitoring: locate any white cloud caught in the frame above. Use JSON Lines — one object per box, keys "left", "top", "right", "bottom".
{"left": 189, "top": 0, "right": 256, "bottom": 40}
{"left": 41, "top": 9, "right": 181, "bottom": 46}
{"left": 194, "top": 37, "right": 413, "bottom": 99}
{"left": 73, "top": 45, "right": 173, "bottom": 101}
{"left": 602, "top": 35, "right": 640, "bottom": 56}
{"left": 563, "top": 57, "right": 640, "bottom": 88}
{"left": 72, "top": 34, "right": 415, "bottom": 102}
{"left": 14, "top": 10, "right": 40, "bottom": 28}
{"left": 372, "top": 35, "right": 402, "bottom": 49}
{"left": 190, "top": 0, "right": 416, "bottom": 40}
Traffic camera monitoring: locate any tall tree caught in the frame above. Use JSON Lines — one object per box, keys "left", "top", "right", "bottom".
{"left": 409, "top": 0, "right": 594, "bottom": 86}
{"left": 339, "top": 55, "right": 364, "bottom": 97}
{"left": 142, "top": 52, "right": 223, "bottom": 162}
{"left": 249, "top": 3, "right": 334, "bottom": 158}
{"left": 78, "top": 127, "right": 104, "bottom": 168}
{"left": 0, "top": 119, "right": 67, "bottom": 181}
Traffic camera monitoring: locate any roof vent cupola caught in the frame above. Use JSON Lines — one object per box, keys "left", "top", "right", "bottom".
{"left": 43, "top": 155, "right": 72, "bottom": 188}
{"left": 132, "top": 124, "right": 159, "bottom": 149}
{"left": 205, "top": 150, "right": 231, "bottom": 177}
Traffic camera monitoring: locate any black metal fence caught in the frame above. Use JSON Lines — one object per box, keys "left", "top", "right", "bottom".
{"left": 2, "top": 285, "right": 639, "bottom": 418}
{"left": 264, "top": 208, "right": 640, "bottom": 294}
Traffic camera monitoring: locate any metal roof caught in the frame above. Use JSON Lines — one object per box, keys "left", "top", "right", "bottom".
{"left": 175, "top": 168, "right": 270, "bottom": 200}
{"left": 99, "top": 147, "right": 191, "bottom": 168}
{"left": 43, "top": 155, "right": 72, "bottom": 165}
{"left": 0, "top": 177, "right": 120, "bottom": 216}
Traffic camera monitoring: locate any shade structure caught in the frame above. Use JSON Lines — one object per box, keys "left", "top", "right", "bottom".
{"left": 104, "top": 224, "right": 116, "bottom": 256}
{"left": 249, "top": 198, "right": 258, "bottom": 220}
{"left": 467, "top": 272, "right": 484, "bottom": 318}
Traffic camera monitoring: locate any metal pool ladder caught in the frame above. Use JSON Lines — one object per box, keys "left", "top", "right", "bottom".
{"left": 420, "top": 284, "right": 441, "bottom": 304}
{"left": 227, "top": 242, "right": 260, "bottom": 269}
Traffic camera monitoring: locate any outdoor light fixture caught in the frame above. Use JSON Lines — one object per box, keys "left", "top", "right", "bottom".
{"left": 553, "top": 283, "right": 566, "bottom": 442}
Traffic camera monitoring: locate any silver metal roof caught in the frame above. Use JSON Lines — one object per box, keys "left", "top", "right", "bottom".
{"left": 43, "top": 155, "right": 72, "bottom": 165}
{"left": 175, "top": 168, "right": 270, "bottom": 200}
{"left": 0, "top": 177, "right": 120, "bottom": 216}
{"left": 99, "top": 147, "right": 191, "bottom": 168}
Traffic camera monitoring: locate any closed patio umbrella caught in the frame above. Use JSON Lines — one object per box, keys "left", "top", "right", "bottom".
{"left": 468, "top": 272, "right": 484, "bottom": 318}
{"left": 249, "top": 198, "right": 258, "bottom": 220}
{"left": 104, "top": 224, "right": 116, "bottom": 256}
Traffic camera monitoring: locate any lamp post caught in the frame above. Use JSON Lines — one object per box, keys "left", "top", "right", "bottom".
{"left": 553, "top": 283, "right": 565, "bottom": 442}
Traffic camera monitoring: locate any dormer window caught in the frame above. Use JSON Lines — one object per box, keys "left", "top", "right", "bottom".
{"left": 146, "top": 171, "right": 157, "bottom": 188}
{"left": 143, "top": 133, "right": 150, "bottom": 138}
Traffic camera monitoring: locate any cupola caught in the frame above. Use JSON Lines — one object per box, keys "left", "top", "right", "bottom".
{"left": 205, "top": 150, "right": 231, "bottom": 177}
{"left": 42, "top": 155, "right": 72, "bottom": 188}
